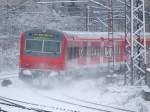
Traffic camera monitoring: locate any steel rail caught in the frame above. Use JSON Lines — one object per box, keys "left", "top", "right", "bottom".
{"left": 0, "top": 106, "right": 9, "bottom": 112}
{"left": 0, "top": 97, "right": 52, "bottom": 112}
{"left": 0, "top": 96, "right": 79, "bottom": 112}
{"left": 0, "top": 73, "right": 18, "bottom": 81}
{"left": 63, "top": 94, "right": 136, "bottom": 112}
{"left": 37, "top": 92, "right": 125, "bottom": 112}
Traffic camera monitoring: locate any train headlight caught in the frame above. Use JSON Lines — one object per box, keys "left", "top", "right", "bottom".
{"left": 23, "top": 70, "right": 32, "bottom": 76}
{"left": 50, "top": 71, "right": 58, "bottom": 77}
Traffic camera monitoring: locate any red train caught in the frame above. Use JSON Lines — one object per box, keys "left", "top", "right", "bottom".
{"left": 19, "top": 29, "right": 150, "bottom": 83}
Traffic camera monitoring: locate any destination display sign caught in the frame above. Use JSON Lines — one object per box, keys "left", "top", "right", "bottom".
{"left": 32, "top": 33, "right": 54, "bottom": 40}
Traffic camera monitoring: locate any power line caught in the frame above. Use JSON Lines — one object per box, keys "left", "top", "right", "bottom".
{"left": 0, "top": 0, "right": 32, "bottom": 16}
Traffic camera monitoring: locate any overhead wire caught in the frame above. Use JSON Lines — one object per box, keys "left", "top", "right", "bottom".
{"left": 0, "top": 0, "right": 33, "bottom": 16}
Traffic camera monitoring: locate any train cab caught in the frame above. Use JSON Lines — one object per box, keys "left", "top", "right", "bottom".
{"left": 19, "top": 29, "right": 67, "bottom": 81}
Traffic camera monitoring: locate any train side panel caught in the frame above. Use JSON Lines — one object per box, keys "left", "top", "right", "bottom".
{"left": 65, "top": 37, "right": 125, "bottom": 70}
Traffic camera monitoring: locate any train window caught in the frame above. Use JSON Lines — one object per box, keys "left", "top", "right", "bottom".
{"left": 146, "top": 44, "right": 150, "bottom": 50}
{"left": 44, "top": 41, "right": 60, "bottom": 53}
{"left": 61, "top": 2, "right": 65, "bottom": 6}
{"left": 25, "top": 40, "right": 42, "bottom": 52}
{"left": 67, "top": 48, "right": 71, "bottom": 60}
{"left": 104, "top": 47, "right": 112, "bottom": 57}
{"left": 25, "top": 39, "right": 61, "bottom": 57}
{"left": 80, "top": 47, "right": 87, "bottom": 57}
{"left": 100, "top": 47, "right": 103, "bottom": 56}
{"left": 90, "top": 47, "right": 100, "bottom": 57}
{"left": 67, "top": 47, "right": 78, "bottom": 60}
{"left": 74, "top": 47, "right": 78, "bottom": 59}
{"left": 114, "top": 42, "right": 120, "bottom": 56}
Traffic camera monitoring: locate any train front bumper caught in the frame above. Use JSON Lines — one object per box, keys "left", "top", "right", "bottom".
{"left": 19, "top": 68, "right": 59, "bottom": 82}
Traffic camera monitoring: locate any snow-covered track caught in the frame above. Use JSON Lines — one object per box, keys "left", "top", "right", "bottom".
{"left": 0, "top": 95, "right": 80, "bottom": 112}
{"left": 0, "top": 107, "right": 8, "bottom": 112}
{"left": 63, "top": 94, "right": 135, "bottom": 112}
{"left": 0, "top": 73, "right": 18, "bottom": 80}
{"left": 0, "top": 95, "right": 53, "bottom": 112}
{"left": 37, "top": 92, "right": 135, "bottom": 112}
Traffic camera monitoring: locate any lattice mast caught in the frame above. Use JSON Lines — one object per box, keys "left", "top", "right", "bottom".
{"left": 107, "top": 0, "right": 114, "bottom": 72}
{"left": 125, "top": 0, "right": 146, "bottom": 85}
{"left": 124, "top": 0, "right": 132, "bottom": 85}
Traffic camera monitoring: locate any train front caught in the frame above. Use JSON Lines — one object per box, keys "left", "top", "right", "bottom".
{"left": 19, "top": 29, "right": 67, "bottom": 82}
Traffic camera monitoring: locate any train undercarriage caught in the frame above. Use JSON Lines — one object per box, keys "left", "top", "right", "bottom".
{"left": 19, "top": 62, "right": 126, "bottom": 88}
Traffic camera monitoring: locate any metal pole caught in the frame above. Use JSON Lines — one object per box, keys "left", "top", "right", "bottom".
{"left": 87, "top": 6, "right": 90, "bottom": 31}
{"left": 107, "top": 0, "right": 114, "bottom": 73}
{"left": 124, "top": 0, "right": 127, "bottom": 85}
{"left": 131, "top": 0, "right": 134, "bottom": 85}
{"left": 85, "top": 5, "right": 88, "bottom": 31}
{"left": 125, "top": 0, "right": 146, "bottom": 85}
{"left": 124, "top": 0, "right": 132, "bottom": 85}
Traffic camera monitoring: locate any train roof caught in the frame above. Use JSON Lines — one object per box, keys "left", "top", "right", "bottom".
{"left": 64, "top": 31, "right": 150, "bottom": 39}
{"left": 22, "top": 29, "right": 150, "bottom": 40}
{"left": 24, "top": 29, "right": 63, "bottom": 35}
{"left": 65, "top": 31, "right": 123, "bottom": 37}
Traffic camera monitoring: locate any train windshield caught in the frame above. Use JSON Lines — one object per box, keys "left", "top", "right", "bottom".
{"left": 25, "top": 39, "right": 61, "bottom": 57}
{"left": 26, "top": 40, "right": 42, "bottom": 52}
{"left": 43, "top": 41, "right": 60, "bottom": 52}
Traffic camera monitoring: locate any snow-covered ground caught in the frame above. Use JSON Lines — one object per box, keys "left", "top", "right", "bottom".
{"left": 0, "top": 70, "right": 150, "bottom": 112}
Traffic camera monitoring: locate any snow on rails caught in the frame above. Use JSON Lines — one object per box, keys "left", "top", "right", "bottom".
{"left": 0, "top": 94, "right": 136, "bottom": 112}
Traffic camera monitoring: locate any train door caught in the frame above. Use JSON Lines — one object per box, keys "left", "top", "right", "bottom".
{"left": 146, "top": 38, "right": 150, "bottom": 66}
{"left": 78, "top": 41, "right": 101, "bottom": 65}
{"left": 120, "top": 39, "right": 126, "bottom": 62}
{"left": 103, "top": 40, "right": 113, "bottom": 63}
{"left": 78, "top": 41, "right": 87, "bottom": 65}
{"left": 66, "top": 41, "right": 79, "bottom": 68}
{"left": 89, "top": 42, "right": 101, "bottom": 64}
{"left": 114, "top": 40, "right": 121, "bottom": 62}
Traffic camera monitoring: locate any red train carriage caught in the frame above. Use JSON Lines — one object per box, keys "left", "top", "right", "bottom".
{"left": 65, "top": 32, "right": 125, "bottom": 68}
{"left": 19, "top": 29, "right": 125, "bottom": 83}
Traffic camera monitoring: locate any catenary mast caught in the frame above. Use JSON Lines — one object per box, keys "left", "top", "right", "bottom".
{"left": 125, "top": 0, "right": 146, "bottom": 85}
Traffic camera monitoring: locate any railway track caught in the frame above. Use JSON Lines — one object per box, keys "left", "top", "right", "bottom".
{"left": 62, "top": 94, "right": 135, "bottom": 112}
{"left": 0, "top": 73, "right": 18, "bottom": 81}
{"left": 0, "top": 76, "right": 137, "bottom": 112}
{"left": 0, "top": 71, "right": 137, "bottom": 112}
{"left": 0, "top": 96, "right": 52, "bottom": 112}
{"left": 36, "top": 91, "right": 136, "bottom": 112}
{"left": 0, "top": 91, "right": 135, "bottom": 112}
{"left": 0, "top": 95, "right": 80, "bottom": 112}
